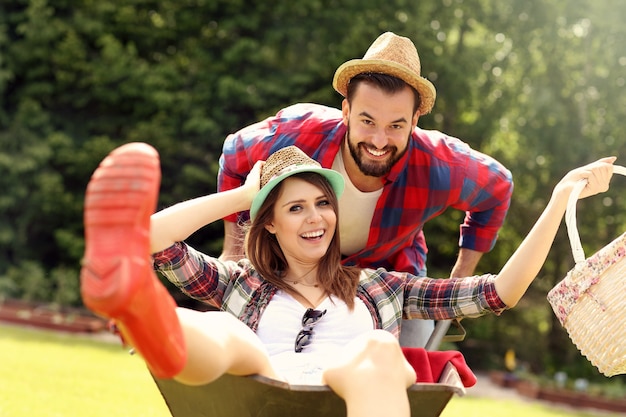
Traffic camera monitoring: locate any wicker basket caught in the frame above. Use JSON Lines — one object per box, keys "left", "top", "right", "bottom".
{"left": 547, "top": 165, "right": 626, "bottom": 377}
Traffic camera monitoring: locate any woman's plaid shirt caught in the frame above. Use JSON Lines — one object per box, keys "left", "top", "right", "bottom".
{"left": 153, "top": 242, "right": 507, "bottom": 337}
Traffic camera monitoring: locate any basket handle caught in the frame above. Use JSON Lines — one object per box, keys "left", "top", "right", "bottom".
{"left": 566, "top": 165, "right": 626, "bottom": 264}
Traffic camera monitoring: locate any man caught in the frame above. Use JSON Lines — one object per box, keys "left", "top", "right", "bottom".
{"left": 218, "top": 32, "right": 514, "bottom": 348}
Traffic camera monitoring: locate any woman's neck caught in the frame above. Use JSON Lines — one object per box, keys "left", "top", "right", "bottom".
{"left": 282, "top": 264, "right": 327, "bottom": 309}
{"left": 287, "top": 285, "right": 327, "bottom": 309}
{"left": 285, "top": 265, "right": 318, "bottom": 286}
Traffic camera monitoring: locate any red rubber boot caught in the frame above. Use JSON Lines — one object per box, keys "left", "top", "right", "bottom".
{"left": 80, "top": 142, "right": 186, "bottom": 379}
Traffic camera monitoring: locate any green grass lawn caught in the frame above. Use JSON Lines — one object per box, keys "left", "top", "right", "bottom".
{"left": 442, "top": 395, "right": 622, "bottom": 417}
{"left": 0, "top": 324, "right": 620, "bottom": 417}
{"left": 0, "top": 324, "right": 170, "bottom": 417}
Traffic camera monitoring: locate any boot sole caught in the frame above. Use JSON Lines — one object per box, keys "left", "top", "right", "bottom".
{"left": 80, "top": 143, "right": 160, "bottom": 316}
{"left": 80, "top": 143, "right": 186, "bottom": 378}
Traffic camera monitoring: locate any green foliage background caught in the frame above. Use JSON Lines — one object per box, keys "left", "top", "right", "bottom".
{"left": 1, "top": 0, "right": 625, "bottom": 380}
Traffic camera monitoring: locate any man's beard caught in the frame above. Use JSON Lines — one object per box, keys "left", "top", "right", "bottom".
{"left": 346, "top": 128, "right": 409, "bottom": 177}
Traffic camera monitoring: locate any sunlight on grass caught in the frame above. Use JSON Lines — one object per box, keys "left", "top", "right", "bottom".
{"left": 0, "top": 324, "right": 170, "bottom": 417}
{"left": 442, "top": 390, "right": 620, "bottom": 417}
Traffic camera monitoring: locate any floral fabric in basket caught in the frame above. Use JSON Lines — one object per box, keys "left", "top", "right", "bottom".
{"left": 548, "top": 231, "right": 626, "bottom": 325}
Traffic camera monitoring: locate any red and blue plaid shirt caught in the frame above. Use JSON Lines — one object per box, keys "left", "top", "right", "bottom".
{"left": 218, "top": 103, "right": 513, "bottom": 275}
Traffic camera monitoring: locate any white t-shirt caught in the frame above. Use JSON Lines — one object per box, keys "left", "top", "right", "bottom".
{"left": 332, "top": 151, "right": 382, "bottom": 256}
{"left": 256, "top": 291, "right": 374, "bottom": 384}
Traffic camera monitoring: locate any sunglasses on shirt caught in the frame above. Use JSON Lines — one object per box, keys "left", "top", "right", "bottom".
{"left": 294, "top": 308, "right": 326, "bottom": 353}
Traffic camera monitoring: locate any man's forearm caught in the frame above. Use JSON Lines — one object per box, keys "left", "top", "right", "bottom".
{"left": 449, "top": 248, "right": 483, "bottom": 278}
{"left": 219, "top": 220, "right": 246, "bottom": 261}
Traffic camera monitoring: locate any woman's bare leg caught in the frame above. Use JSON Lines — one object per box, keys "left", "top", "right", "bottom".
{"left": 174, "top": 308, "right": 279, "bottom": 386}
{"left": 322, "top": 330, "right": 416, "bottom": 417}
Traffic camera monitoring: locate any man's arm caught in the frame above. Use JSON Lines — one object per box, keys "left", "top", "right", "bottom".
{"left": 450, "top": 248, "right": 483, "bottom": 278}
{"left": 219, "top": 220, "right": 246, "bottom": 261}
{"left": 453, "top": 157, "right": 512, "bottom": 277}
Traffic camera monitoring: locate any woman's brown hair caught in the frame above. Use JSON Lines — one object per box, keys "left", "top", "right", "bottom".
{"left": 245, "top": 172, "right": 361, "bottom": 309}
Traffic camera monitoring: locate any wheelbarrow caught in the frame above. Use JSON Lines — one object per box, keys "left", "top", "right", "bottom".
{"left": 152, "top": 320, "right": 470, "bottom": 417}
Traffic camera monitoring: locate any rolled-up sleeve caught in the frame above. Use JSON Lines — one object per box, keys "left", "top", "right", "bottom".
{"left": 152, "top": 242, "right": 239, "bottom": 307}
{"left": 402, "top": 273, "right": 508, "bottom": 320}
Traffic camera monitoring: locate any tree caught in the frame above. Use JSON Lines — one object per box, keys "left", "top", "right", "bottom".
{"left": 1, "top": 0, "right": 625, "bottom": 379}
{"left": 419, "top": 0, "right": 626, "bottom": 378}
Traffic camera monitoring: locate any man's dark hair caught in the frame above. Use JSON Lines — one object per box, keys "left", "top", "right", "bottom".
{"left": 346, "top": 73, "right": 422, "bottom": 114}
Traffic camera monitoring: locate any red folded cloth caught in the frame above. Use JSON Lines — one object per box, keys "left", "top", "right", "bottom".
{"left": 402, "top": 347, "right": 477, "bottom": 387}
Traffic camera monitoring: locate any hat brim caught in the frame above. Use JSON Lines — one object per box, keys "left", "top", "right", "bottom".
{"left": 250, "top": 167, "right": 345, "bottom": 220}
{"left": 333, "top": 59, "right": 436, "bottom": 115}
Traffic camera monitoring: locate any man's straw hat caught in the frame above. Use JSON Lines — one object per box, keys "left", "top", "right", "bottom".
{"left": 333, "top": 32, "right": 436, "bottom": 115}
{"left": 250, "top": 146, "right": 345, "bottom": 220}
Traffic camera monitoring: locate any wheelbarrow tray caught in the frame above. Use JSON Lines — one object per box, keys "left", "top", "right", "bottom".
{"left": 152, "top": 361, "right": 464, "bottom": 417}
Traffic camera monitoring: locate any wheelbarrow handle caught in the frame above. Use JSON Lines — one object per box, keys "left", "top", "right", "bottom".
{"left": 424, "top": 319, "right": 466, "bottom": 350}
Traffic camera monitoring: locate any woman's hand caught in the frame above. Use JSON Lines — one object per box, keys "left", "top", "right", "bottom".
{"left": 240, "top": 161, "right": 264, "bottom": 206}
{"left": 553, "top": 157, "right": 616, "bottom": 201}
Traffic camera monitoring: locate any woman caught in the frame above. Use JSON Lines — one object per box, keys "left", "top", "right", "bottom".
{"left": 80, "top": 143, "right": 615, "bottom": 417}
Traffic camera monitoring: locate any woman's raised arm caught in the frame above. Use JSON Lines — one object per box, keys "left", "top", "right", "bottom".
{"left": 150, "top": 161, "right": 263, "bottom": 253}
{"left": 494, "top": 157, "right": 616, "bottom": 307}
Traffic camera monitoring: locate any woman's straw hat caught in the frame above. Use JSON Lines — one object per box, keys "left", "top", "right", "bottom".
{"left": 250, "top": 146, "right": 345, "bottom": 220}
{"left": 333, "top": 32, "right": 436, "bottom": 115}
